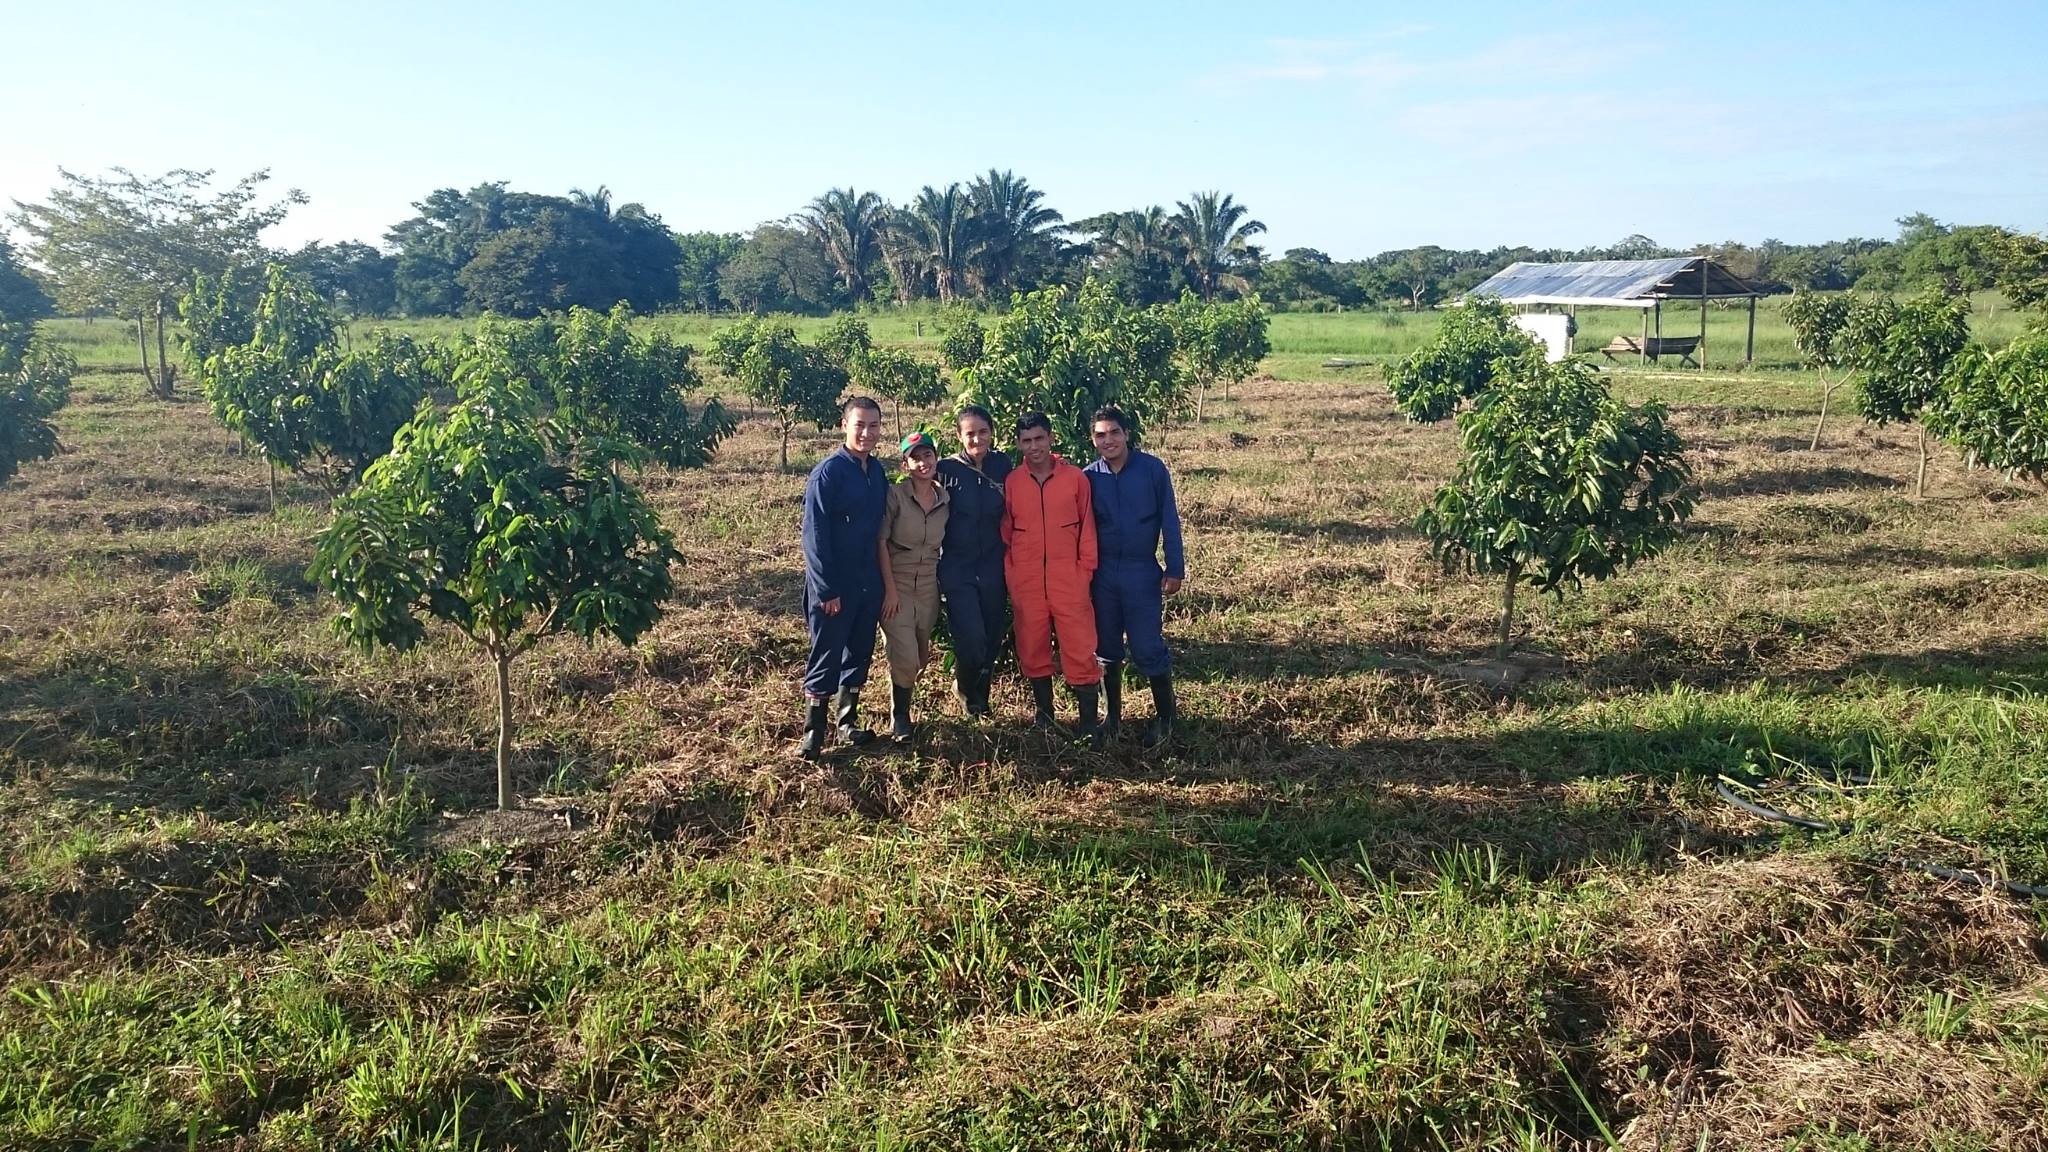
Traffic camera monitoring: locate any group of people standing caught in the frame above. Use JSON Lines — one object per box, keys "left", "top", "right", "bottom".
{"left": 796, "top": 396, "right": 1186, "bottom": 758}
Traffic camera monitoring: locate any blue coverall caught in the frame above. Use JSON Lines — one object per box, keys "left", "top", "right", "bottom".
{"left": 936, "top": 450, "right": 1012, "bottom": 678}
{"left": 1084, "top": 449, "right": 1184, "bottom": 677}
{"left": 801, "top": 446, "right": 891, "bottom": 699}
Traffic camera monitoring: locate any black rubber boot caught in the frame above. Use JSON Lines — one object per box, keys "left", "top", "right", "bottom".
{"left": 975, "top": 668, "right": 995, "bottom": 717}
{"left": 797, "top": 699, "right": 830, "bottom": 760}
{"left": 1099, "top": 662, "right": 1124, "bottom": 745}
{"left": 1029, "top": 676, "right": 1059, "bottom": 732}
{"left": 954, "top": 667, "right": 975, "bottom": 715}
{"left": 1142, "top": 673, "right": 1177, "bottom": 751}
{"left": 890, "top": 684, "right": 914, "bottom": 740}
{"left": 834, "top": 687, "right": 874, "bottom": 746}
{"left": 1074, "top": 684, "right": 1103, "bottom": 749}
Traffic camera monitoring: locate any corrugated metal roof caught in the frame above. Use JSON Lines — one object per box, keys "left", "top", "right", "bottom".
{"left": 1464, "top": 258, "right": 1761, "bottom": 308}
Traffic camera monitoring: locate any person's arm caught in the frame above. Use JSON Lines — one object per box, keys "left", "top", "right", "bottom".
{"left": 801, "top": 466, "right": 839, "bottom": 611}
{"left": 1158, "top": 460, "right": 1185, "bottom": 585}
{"left": 999, "top": 477, "right": 1015, "bottom": 549}
{"left": 879, "top": 488, "right": 900, "bottom": 619}
{"left": 1076, "top": 470, "right": 1098, "bottom": 578}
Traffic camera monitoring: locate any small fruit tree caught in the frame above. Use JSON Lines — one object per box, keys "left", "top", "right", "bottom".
{"left": 815, "top": 316, "right": 945, "bottom": 436}
{"left": 1165, "top": 290, "right": 1271, "bottom": 422}
{"left": 312, "top": 376, "right": 679, "bottom": 811}
{"left": 1385, "top": 296, "right": 1538, "bottom": 423}
{"left": 1781, "top": 289, "right": 1855, "bottom": 450}
{"left": 962, "top": 277, "right": 1182, "bottom": 458}
{"left": 196, "top": 264, "right": 433, "bottom": 503}
{"left": 936, "top": 307, "right": 986, "bottom": 378}
{"left": 709, "top": 317, "right": 849, "bottom": 469}
{"left": 1844, "top": 288, "right": 1970, "bottom": 498}
{"left": 1923, "top": 332, "right": 2048, "bottom": 485}
{"left": 469, "top": 305, "right": 735, "bottom": 469}
{"left": 1415, "top": 355, "right": 1695, "bottom": 657}
{"left": 0, "top": 317, "right": 75, "bottom": 484}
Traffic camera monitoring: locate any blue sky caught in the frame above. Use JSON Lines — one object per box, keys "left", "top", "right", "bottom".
{"left": 4, "top": 0, "right": 2045, "bottom": 259}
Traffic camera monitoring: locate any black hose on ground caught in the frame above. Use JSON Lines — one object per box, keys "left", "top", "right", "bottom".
{"left": 1714, "top": 763, "right": 2048, "bottom": 900}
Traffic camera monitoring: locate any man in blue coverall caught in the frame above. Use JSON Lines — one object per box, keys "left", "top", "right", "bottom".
{"left": 1084, "top": 406, "right": 1185, "bottom": 749}
{"left": 798, "top": 396, "right": 891, "bottom": 759}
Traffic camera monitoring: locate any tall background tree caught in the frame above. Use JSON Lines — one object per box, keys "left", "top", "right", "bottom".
{"left": 802, "top": 188, "right": 887, "bottom": 305}
{"left": 11, "top": 167, "right": 303, "bottom": 398}
{"left": 1170, "top": 191, "right": 1265, "bottom": 300}
{"left": 900, "top": 184, "right": 973, "bottom": 304}
{"left": 719, "top": 224, "right": 835, "bottom": 313}
{"left": 285, "top": 241, "right": 398, "bottom": 319}
{"left": 384, "top": 182, "right": 681, "bottom": 317}
{"left": 965, "top": 169, "right": 1063, "bottom": 300}
{"left": 1076, "top": 207, "right": 1179, "bottom": 306}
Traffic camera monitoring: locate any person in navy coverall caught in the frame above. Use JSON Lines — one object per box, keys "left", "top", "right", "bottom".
{"left": 935, "top": 405, "right": 1012, "bottom": 718}
{"left": 797, "top": 397, "right": 891, "bottom": 758}
{"left": 1083, "top": 406, "right": 1185, "bottom": 749}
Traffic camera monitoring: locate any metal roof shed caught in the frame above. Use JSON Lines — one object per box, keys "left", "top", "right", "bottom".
{"left": 1464, "top": 256, "right": 1765, "bottom": 366}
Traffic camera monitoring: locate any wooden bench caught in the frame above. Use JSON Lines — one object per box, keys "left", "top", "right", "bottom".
{"left": 1598, "top": 335, "right": 1701, "bottom": 367}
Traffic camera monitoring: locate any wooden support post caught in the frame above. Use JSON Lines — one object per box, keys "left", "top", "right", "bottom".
{"left": 1746, "top": 296, "right": 1757, "bottom": 364}
{"left": 1640, "top": 307, "right": 1649, "bottom": 364}
{"left": 1699, "top": 262, "right": 1709, "bottom": 372}
{"left": 1653, "top": 300, "right": 1662, "bottom": 363}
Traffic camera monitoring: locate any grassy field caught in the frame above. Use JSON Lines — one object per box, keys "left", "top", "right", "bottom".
{"left": 40, "top": 291, "right": 2038, "bottom": 393}
{"left": 3, "top": 328, "right": 2047, "bottom": 1149}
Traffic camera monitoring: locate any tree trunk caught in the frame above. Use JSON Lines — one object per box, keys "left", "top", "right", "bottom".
{"left": 1196, "top": 380, "right": 1209, "bottom": 423}
{"left": 780, "top": 423, "right": 791, "bottom": 471}
{"left": 1915, "top": 425, "right": 1929, "bottom": 499}
{"left": 494, "top": 647, "right": 514, "bottom": 811}
{"left": 268, "top": 460, "right": 277, "bottom": 513}
{"left": 1809, "top": 376, "right": 1833, "bottom": 451}
{"left": 137, "top": 316, "right": 153, "bottom": 393}
{"left": 1497, "top": 567, "right": 1519, "bottom": 659}
{"left": 153, "top": 299, "right": 172, "bottom": 399}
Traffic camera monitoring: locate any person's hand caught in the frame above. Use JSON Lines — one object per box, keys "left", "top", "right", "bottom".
{"left": 821, "top": 597, "right": 842, "bottom": 617}
{"left": 1161, "top": 576, "right": 1183, "bottom": 597}
{"left": 881, "top": 591, "right": 900, "bottom": 620}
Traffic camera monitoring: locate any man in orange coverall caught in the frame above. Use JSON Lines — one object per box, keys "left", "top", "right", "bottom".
{"left": 1001, "top": 411, "right": 1104, "bottom": 745}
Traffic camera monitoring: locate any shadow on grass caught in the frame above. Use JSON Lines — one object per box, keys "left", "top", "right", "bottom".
{"left": 903, "top": 688, "right": 1881, "bottom": 896}
{"left": 1238, "top": 513, "right": 1408, "bottom": 546}
{"left": 0, "top": 648, "right": 631, "bottom": 818}
{"left": 1698, "top": 465, "right": 1899, "bottom": 499}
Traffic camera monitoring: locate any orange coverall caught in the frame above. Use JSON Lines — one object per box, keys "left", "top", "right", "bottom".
{"left": 1001, "top": 455, "right": 1102, "bottom": 686}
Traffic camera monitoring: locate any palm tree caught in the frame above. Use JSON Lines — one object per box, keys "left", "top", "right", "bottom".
{"left": 568, "top": 185, "right": 614, "bottom": 222}
{"left": 877, "top": 207, "right": 929, "bottom": 304}
{"left": 1170, "top": 191, "right": 1266, "bottom": 299}
{"left": 1074, "top": 206, "right": 1178, "bottom": 304}
{"left": 903, "top": 184, "right": 972, "bottom": 304}
{"left": 800, "top": 187, "right": 887, "bottom": 304}
{"left": 1077, "top": 207, "right": 1168, "bottom": 264}
{"left": 965, "top": 170, "right": 1063, "bottom": 300}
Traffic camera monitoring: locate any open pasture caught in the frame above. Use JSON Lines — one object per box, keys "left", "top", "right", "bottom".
{"left": 3, "top": 341, "right": 2047, "bottom": 1149}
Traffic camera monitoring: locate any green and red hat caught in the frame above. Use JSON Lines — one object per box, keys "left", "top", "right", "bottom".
{"left": 899, "top": 431, "right": 937, "bottom": 457}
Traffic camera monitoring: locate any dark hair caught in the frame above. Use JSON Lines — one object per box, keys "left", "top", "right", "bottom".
{"left": 1091, "top": 406, "right": 1131, "bottom": 434}
{"left": 956, "top": 404, "right": 995, "bottom": 430}
{"left": 842, "top": 396, "right": 883, "bottom": 418}
{"left": 1014, "top": 412, "right": 1053, "bottom": 437}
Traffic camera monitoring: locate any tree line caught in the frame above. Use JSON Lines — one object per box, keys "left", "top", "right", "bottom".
{"left": 16, "top": 167, "right": 2045, "bottom": 342}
